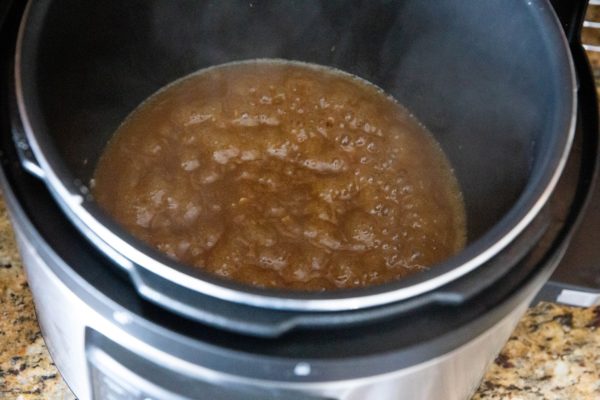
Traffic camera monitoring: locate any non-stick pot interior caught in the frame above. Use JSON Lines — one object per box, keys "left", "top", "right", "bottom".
{"left": 21, "top": 0, "right": 570, "bottom": 248}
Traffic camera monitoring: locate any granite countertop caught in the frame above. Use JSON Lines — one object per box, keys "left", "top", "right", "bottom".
{"left": 4, "top": 13, "right": 600, "bottom": 400}
{"left": 0, "top": 200, "right": 74, "bottom": 399}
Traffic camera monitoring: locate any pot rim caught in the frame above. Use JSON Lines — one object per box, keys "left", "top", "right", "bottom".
{"left": 13, "top": 0, "right": 577, "bottom": 312}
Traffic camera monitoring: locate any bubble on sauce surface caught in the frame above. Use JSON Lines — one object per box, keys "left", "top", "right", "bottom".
{"left": 91, "top": 59, "right": 467, "bottom": 291}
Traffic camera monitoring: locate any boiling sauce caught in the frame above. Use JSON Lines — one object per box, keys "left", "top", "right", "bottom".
{"left": 92, "top": 60, "right": 466, "bottom": 291}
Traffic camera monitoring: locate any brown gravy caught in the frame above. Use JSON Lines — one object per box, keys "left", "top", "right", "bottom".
{"left": 92, "top": 60, "right": 466, "bottom": 291}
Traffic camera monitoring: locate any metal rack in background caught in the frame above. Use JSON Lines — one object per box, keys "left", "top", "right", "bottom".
{"left": 584, "top": 0, "right": 600, "bottom": 52}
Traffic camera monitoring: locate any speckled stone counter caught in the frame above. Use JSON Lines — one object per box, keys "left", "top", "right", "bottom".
{"left": 0, "top": 200, "right": 74, "bottom": 399}
{"left": 474, "top": 303, "right": 600, "bottom": 399}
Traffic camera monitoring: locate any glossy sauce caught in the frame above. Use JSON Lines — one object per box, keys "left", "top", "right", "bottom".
{"left": 92, "top": 60, "right": 466, "bottom": 291}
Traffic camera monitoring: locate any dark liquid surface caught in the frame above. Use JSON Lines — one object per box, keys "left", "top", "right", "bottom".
{"left": 92, "top": 60, "right": 466, "bottom": 291}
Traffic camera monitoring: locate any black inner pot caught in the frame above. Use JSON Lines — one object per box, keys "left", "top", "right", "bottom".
{"left": 16, "top": 0, "right": 575, "bottom": 312}
{"left": 23, "top": 0, "right": 573, "bottom": 240}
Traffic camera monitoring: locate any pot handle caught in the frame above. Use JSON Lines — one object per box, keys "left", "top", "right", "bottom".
{"left": 549, "top": 0, "right": 589, "bottom": 43}
{"left": 9, "top": 78, "right": 45, "bottom": 179}
{"left": 11, "top": 120, "right": 44, "bottom": 179}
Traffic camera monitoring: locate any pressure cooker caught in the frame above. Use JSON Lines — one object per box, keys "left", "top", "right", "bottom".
{"left": 0, "top": 1, "right": 598, "bottom": 399}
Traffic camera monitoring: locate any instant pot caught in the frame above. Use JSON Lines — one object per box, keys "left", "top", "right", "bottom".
{"left": 0, "top": 1, "right": 598, "bottom": 399}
